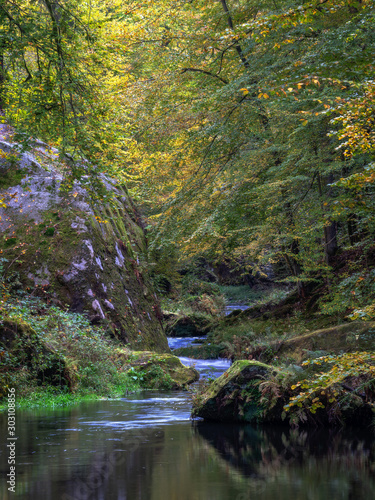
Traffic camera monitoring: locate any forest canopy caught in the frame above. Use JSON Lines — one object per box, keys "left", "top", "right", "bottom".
{"left": 1, "top": 0, "right": 374, "bottom": 316}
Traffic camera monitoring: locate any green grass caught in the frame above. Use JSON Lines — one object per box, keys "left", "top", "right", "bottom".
{"left": 0, "top": 380, "right": 141, "bottom": 412}
{"left": 0, "top": 388, "right": 93, "bottom": 411}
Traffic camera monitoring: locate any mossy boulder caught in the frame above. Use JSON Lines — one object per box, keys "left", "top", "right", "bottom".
{"left": 164, "top": 311, "right": 212, "bottom": 337}
{"left": 192, "top": 360, "right": 277, "bottom": 422}
{"left": 0, "top": 137, "right": 168, "bottom": 352}
{"left": 123, "top": 351, "right": 199, "bottom": 389}
{"left": 0, "top": 315, "right": 76, "bottom": 391}
{"left": 192, "top": 357, "right": 375, "bottom": 427}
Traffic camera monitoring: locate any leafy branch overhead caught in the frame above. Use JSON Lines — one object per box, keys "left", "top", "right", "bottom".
{"left": 1, "top": 0, "right": 375, "bottom": 315}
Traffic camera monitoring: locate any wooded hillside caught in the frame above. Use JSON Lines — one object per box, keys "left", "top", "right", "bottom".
{"left": 1, "top": 0, "right": 374, "bottom": 316}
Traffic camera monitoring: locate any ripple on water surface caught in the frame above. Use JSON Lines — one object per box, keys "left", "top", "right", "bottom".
{"left": 80, "top": 392, "right": 192, "bottom": 430}
{"left": 179, "top": 355, "right": 231, "bottom": 377}
{"left": 2, "top": 391, "right": 375, "bottom": 500}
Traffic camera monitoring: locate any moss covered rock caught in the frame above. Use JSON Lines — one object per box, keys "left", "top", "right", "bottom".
{"left": 164, "top": 311, "right": 212, "bottom": 337}
{"left": 192, "top": 356, "right": 375, "bottom": 427}
{"left": 124, "top": 351, "right": 199, "bottom": 389}
{"left": 192, "top": 360, "right": 277, "bottom": 422}
{"left": 0, "top": 138, "right": 168, "bottom": 352}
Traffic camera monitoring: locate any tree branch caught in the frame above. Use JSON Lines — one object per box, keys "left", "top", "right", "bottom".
{"left": 219, "top": 0, "right": 250, "bottom": 68}
{"left": 180, "top": 67, "right": 228, "bottom": 84}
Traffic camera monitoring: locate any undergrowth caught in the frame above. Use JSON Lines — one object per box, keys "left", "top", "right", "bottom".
{"left": 0, "top": 295, "right": 142, "bottom": 409}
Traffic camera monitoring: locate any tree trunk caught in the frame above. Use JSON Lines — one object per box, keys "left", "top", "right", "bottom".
{"left": 0, "top": 52, "right": 4, "bottom": 110}
{"left": 219, "top": 0, "right": 250, "bottom": 68}
{"left": 284, "top": 201, "right": 305, "bottom": 298}
{"left": 317, "top": 173, "right": 338, "bottom": 266}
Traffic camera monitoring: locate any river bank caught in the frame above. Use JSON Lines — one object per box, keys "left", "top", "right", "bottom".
{"left": 1, "top": 386, "right": 375, "bottom": 499}
{"left": 2, "top": 288, "right": 375, "bottom": 499}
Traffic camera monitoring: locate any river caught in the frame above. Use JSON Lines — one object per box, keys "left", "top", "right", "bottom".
{"left": 1, "top": 332, "right": 375, "bottom": 499}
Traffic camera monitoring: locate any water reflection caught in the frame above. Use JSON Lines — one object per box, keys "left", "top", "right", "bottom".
{"left": 196, "top": 423, "right": 375, "bottom": 499}
{"left": 1, "top": 394, "right": 375, "bottom": 500}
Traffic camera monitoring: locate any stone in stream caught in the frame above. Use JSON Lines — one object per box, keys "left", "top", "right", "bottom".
{"left": 192, "top": 358, "right": 375, "bottom": 427}
{"left": 123, "top": 351, "right": 200, "bottom": 389}
{"left": 192, "top": 360, "right": 279, "bottom": 423}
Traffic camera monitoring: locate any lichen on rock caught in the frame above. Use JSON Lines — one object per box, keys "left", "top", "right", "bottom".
{"left": 0, "top": 137, "right": 168, "bottom": 352}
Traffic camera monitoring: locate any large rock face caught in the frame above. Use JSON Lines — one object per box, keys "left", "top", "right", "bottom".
{"left": 0, "top": 136, "right": 169, "bottom": 352}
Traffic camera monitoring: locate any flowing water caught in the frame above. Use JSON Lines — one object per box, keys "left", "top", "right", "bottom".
{"left": 1, "top": 396, "right": 375, "bottom": 500}
{"left": 224, "top": 304, "right": 249, "bottom": 315}
{"left": 1, "top": 325, "right": 375, "bottom": 499}
{"left": 167, "top": 336, "right": 231, "bottom": 378}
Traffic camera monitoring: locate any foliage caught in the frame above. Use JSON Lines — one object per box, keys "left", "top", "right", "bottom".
{"left": 1, "top": 0, "right": 375, "bottom": 419}
{"left": 138, "top": 364, "right": 175, "bottom": 391}
{"left": 1, "top": 0, "right": 375, "bottom": 316}
{"left": 113, "top": 0, "right": 375, "bottom": 310}
{"left": 320, "top": 267, "right": 375, "bottom": 318}
{"left": 127, "top": 366, "right": 145, "bottom": 384}
{"left": 0, "top": 0, "right": 138, "bottom": 197}
{"left": 284, "top": 351, "right": 375, "bottom": 423}
{"left": 0, "top": 257, "right": 9, "bottom": 301}
{"left": 161, "top": 272, "right": 226, "bottom": 321}
{"left": 0, "top": 296, "right": 141, "bottom": 400}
